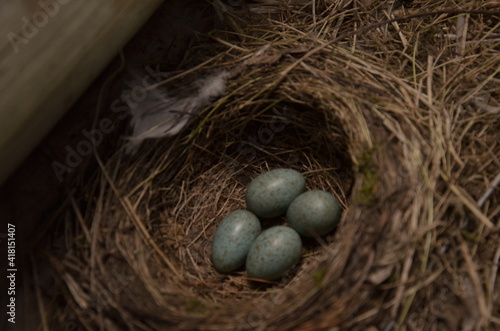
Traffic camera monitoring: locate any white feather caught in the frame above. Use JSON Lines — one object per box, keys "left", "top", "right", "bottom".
{"left": 124, "top": 70, "right": 229, "bottom": 154}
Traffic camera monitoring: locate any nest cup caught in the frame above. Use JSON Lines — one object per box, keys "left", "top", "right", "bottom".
{"left": 88, "top": 98, "right": 355, "bottom": 329}
{"left": 43, "top": 1, "right": 500, "bottom": 330}
{"left": 44, "top": 51, "right": 365, "bottom": 327}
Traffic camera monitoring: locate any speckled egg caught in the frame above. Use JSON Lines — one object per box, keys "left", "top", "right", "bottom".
{"left": 246, "top": 226, "right": 302, "bottom": 280}
{"left": 286, "top": 190, "right": 341, "bottom": 237}
{"left": 245, "top": 168, "right": 306, "bottom": 218}
{"left": 211, "top": 210, "right": 262, "bottom": 273}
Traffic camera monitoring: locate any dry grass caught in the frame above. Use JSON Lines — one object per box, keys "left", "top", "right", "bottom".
{"left": 38, "top": 0, "right": 499, "bottom": 330}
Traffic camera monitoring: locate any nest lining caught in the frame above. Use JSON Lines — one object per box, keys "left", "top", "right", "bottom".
{"left": 39, "top": 1, "right": 500, "bottom": 330}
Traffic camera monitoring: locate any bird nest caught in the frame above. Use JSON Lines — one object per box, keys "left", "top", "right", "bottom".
{"left": 42, "top": 1, "right": 499, "bottom": 330}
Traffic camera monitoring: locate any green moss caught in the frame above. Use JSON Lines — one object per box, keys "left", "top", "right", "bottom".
{"left": 186, "top": 300, "right": 205, "bottom": 314}
{"left": 313, "top": 267, "right": 327, "bottom": 289}
{"left": 356, "top": 148, "right": 378, "bottom": 206}
{"left": 460, "top": 230, "right": 486, "bottom": 244}
{"left": 369, "top": 95, "right": 382, "bottom": 105}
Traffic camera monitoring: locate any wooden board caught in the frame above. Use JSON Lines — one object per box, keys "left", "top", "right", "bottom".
{"left": 0, "top": 0, "right": 164, "bottom": 185}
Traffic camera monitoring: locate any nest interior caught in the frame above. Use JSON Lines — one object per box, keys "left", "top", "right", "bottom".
{"left": 38, "top": 1, "right": 499, "bottom": 330}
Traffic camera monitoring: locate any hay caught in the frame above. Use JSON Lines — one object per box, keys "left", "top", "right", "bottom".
{"left": 40, "top": 1, "right": 499, "bottom": 330}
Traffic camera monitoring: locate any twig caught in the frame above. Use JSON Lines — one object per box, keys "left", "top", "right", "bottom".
{"left": 478, "top": 172, "right": 500, "bottom": 208}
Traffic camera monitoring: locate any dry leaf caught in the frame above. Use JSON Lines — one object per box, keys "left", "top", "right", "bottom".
{"left": 473, "top": 94, "right": 500, "bottom": 114}
{"left": 367, "top": 265, "right": 394, "bottom": 285}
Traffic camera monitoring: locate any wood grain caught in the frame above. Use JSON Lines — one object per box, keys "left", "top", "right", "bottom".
{"left": 0, "top": 0, "right": 163, "bottom": 184}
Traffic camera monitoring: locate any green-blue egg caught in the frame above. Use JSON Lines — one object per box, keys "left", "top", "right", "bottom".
{"left": 286, "top": 190, "right": 341, "bottom": 237}
{"left": 245, "top": 168, "right": 306, "bottom": 218}
{"left": 246, "top": 226, "right": 302, "bottom": 280}
{"left": 211, "top": 210, "right": 262, "bottom": 273}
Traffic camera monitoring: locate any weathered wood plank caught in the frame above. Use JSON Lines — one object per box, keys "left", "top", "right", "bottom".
{"left": 0, "top": 0, "right": 163, "bottom": 185}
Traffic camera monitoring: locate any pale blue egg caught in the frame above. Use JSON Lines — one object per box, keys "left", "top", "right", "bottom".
{"left": 211, "top": 210, "right": 262, "bottom": 273}
{"left": 286, "top": 190, "right": 341, "bottom": 237}
{"left": 245, "top": 168, "right": 306, "bottom": 218}
{"left": 246, "top": 226, "right": 302, "bottom": 280}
